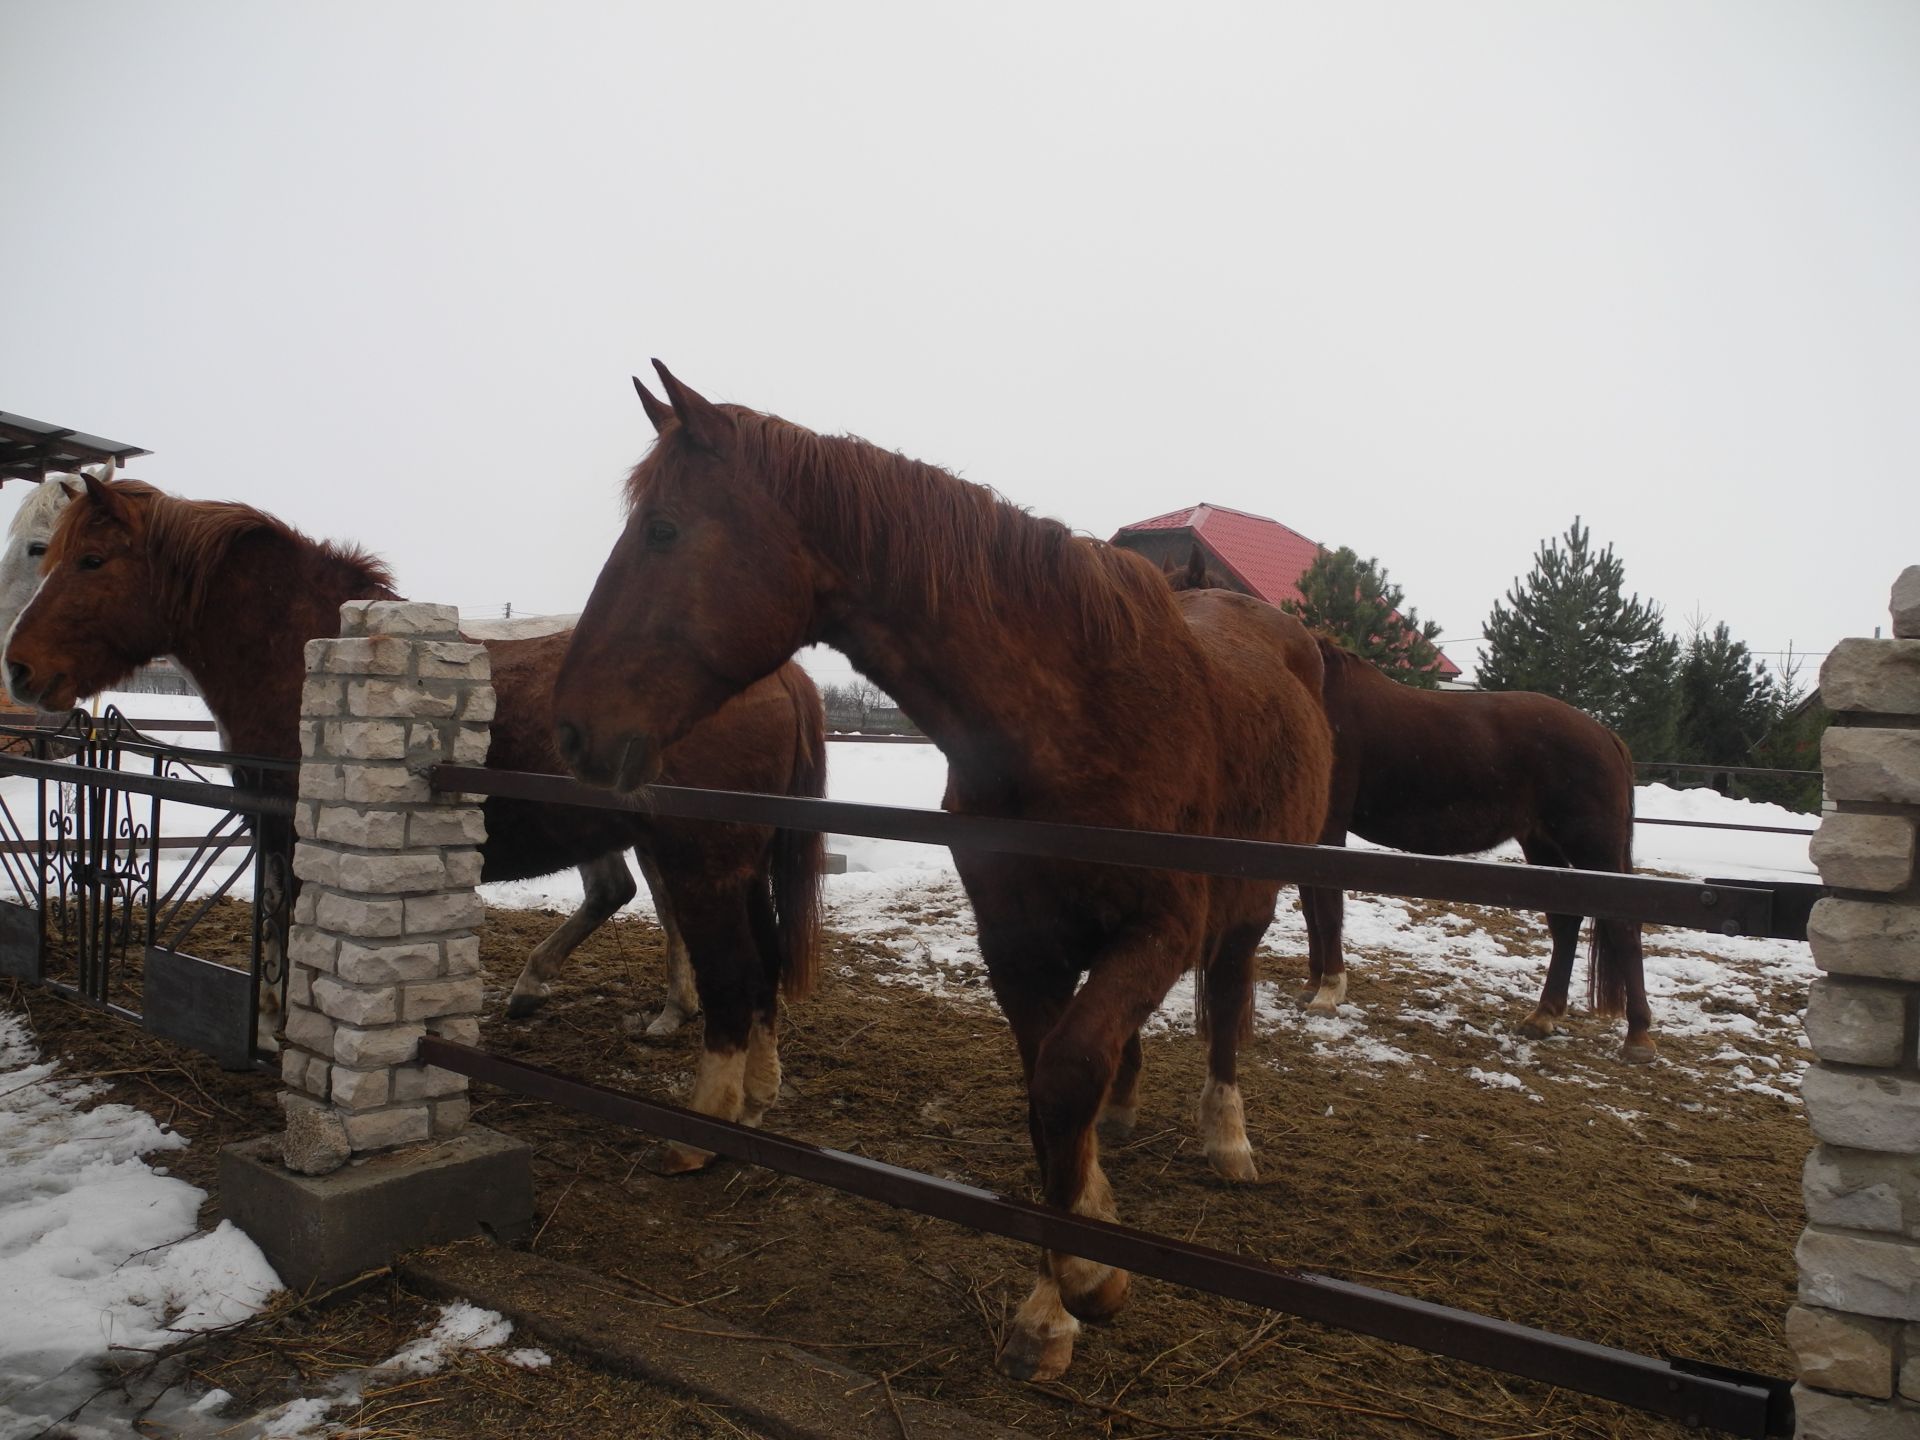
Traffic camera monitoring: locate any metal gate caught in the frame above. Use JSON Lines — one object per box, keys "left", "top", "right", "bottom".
{"left": 0, "top": 707, "right": 297, "bottom": 1067}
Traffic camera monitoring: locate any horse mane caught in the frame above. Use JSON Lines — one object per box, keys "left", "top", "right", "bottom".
{"left": 49, "top": 482, "right": 399, "bottom": 629}
{"left": 636, "top": 407, "right": 1178, "bottom": 650}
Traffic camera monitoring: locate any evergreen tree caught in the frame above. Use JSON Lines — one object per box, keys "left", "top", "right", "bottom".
{"left": 1280, "top": 546, "right": 1446, "bottom": 687}
{"left": 1673, "top": 619, "right": 1777, "bottom": 766}
{"left": 1479, "top": 518, "right": 1680, "bottom": 756}
{"left": 1747, "top": 645, "right": 1830, "bottom": 812}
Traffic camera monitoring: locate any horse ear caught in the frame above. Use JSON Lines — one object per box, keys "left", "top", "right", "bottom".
{"left": 651, "top": 360, "right": 728, "bottom": 453}
{"left": 632, "top": 375, "right": 674, "bottom": 435}
{"left": 59, "top": 478, "right": 83, "bottom": 500}
{"left": 1185, "top": 549, "right": 1207, "bottom": 590}
{"left": 80, "top": 470, "right": 131, "bottom": 528}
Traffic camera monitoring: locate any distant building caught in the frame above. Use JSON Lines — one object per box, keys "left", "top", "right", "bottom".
{"left": 1111, "top": 502, "right": 1463, "bottom": 682}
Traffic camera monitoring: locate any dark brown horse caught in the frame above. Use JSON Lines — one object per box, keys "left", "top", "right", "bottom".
{"left": 1166, "top": 552, "right": 1649, "bottom": 1058}
{"left": 552, "top": 366, "right": 1332, "bottom": 1382}
{"left": 1307, "top": 638, "right": 1648, "bottom": 1056}
{"left": 5, "top": 477, "right": 829, "bottom": 1146}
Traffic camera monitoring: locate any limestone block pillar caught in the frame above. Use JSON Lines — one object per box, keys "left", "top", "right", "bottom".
{"left": 1796, "top": 565, "right": 1920, "bottom": 1436}
{"left": 276, "top": 599, "right": 493, "bottom": 1166}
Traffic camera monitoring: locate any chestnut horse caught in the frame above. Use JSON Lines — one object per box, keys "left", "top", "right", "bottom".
{"left": 6, "top": 477, "right": 828, "bottom": 1126}
{"left": 1165, "top": 553, "right": 1649, "bottom": 1057}
{"left": 552, "top": 365, "right": 1332, "bottom": 1382}
{"left": 1306, "top": 637, "right": 1648, "bottom": 1054}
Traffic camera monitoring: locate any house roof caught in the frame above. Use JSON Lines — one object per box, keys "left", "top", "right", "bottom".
{"left": 1112, "top": 502, "right": 1461, "bottom": 678}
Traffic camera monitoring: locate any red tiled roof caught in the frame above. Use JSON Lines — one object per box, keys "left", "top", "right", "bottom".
{"left": 1113, "top": 502, "right": 1461, "bottom": 678}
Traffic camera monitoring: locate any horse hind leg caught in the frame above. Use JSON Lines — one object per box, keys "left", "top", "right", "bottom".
{"left": 633, "top": 848, "right": 700, "bottom": 1038}
{"left": 505, "top": 852, "right": 637, "bottom": 1019}
{"left": 1196, "top": 922, "right": 1263, "bottom": 1183}
{"left": 1300, "top": 882, "right": 1348, "bottom": 1013}
{"left": 655, "top": 876, "right": 768, "bottom": 1175}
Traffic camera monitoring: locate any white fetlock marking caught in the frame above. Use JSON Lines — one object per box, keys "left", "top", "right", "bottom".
{"left": 687, "top": 1047, "right": 748, "bottom": 1122}
{"left": 1011, "top": 1274, "right": 1081, "bottom": 1346}
{"left": 1051, "top": 1154, "right": 1119, "bottom": 1296}
{"left": 1307, "top": 972, "right": 1346, "bottom": 1012}
{"left": 741, "top": 1020, "right": 781, "bottom": 1127}
{"left": 645, "top": 1002, "right": 691, "bottom": 1037}
{"left": 1198, "top": 1078, "right": 1255, "bottom": 1174}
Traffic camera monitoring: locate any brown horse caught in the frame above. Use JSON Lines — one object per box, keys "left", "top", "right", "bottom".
{"left": 1307, "top": 638, "right": 1648, "bottom": 1056}
{"left": 552, "top": 366, "right": 1332, "bottom": 1382}
{"left": 1165, "top": 553, "right": 1650, "bottom": 1058}
{"left": 5, "top": 476, "right": 829, "bottom": 1141}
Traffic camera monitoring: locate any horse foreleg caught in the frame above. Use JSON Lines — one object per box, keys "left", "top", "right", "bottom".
{"left": 1096, "top": 1031, "right": 1143, "bottom": 1145}
{"left": 505, "top": 852, "right": 637, "bottom": 1019}
{"left": 1300, "top": 883, "right": 1347, "bottom": 1013}
{"left": 634, "top": 848, "right": 700, "bottom": 1037}
{"left": 1519, "top": 909, "right": 1581, "bottom": 1040}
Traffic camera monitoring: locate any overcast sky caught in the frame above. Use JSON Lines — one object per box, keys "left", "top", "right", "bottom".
{"left": 4, "top": 2, "right": 1915, "bottom": 687}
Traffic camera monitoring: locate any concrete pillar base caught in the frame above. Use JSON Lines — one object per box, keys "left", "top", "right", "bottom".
{"left": 219, "top": 1124, "right": 534, "bottom": 1294}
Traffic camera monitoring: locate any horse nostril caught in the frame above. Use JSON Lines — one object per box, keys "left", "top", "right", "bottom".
{"left": 555, "top": 720, "right": 584, "bottom": 762}
{"left": 6, "top": 661, "right": 30, "bottom": 699}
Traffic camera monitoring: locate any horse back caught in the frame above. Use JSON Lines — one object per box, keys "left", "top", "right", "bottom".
{"left": 1321, "top": 645, "right": 1633, "bottom": 855}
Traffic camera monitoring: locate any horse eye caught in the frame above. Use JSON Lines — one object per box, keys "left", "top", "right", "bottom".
{"left": 26, "top": 543, "right": 45, "bottom": 558}
{"left": 78, "top": 555, "right": 105, "bottom": 571}
{"left": 645, "top": 519, "right": 678, "bottom": 548}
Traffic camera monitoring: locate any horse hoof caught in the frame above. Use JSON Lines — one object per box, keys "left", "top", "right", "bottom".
{"left": 656, "top": 1141, "right": 718, "bottom": 1175}
{"left": 1207, "top": 1143, "right": 1259, "bottom": 1184}
{"left": 997, "top": 1320, "right": 1077, "bottom": 1383}
{"left": 505, "top": 992, "right": 545, "bottom": 1021}
{"left": 1621, "top": 1039, "right": 1659, "bottom": 1065}
{"left": 644, "top": 1006, "right": 690, "bottom": 1039}
{"left": 1518, "top": 1014, "right": 1557, "bottom": 1040}
{"left": 1095, "top": 1107, "right": 1137, "bottom": 1146}
{"left": 1305, "top": 996, "right": 1337, "bottom": 1016}
{"left": 1061, "top": 1266, "right": 1132, "bottom": 1324}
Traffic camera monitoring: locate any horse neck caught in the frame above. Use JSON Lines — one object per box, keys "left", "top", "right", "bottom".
{"left": 168, "top": 529, "right": 394, "bottom": 758}
{"left": 794, "top": 469, "right": 1141, "bottom": 792}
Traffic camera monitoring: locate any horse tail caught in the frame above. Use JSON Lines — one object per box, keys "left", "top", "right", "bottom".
{"left": 772, "top": 666, "right": 829, "bottom": 1003}
{"left": 1585, "top": 728, "right": 1638, "bottom": 1016}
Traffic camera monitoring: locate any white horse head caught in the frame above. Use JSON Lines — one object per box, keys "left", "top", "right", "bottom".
{"left": 0, "top": 461, "right": 113, "bottom": 701}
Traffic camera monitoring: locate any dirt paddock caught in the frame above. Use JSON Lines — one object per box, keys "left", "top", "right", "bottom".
{"left": 16, "top": 890, "right": 1808, "bottom": 1439}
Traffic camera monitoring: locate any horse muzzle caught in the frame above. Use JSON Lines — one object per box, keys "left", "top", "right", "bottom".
{"left": 554, "top": 719, "right": 663, "bottom": 795}
{"left": 5, "top": 659, "right": 70, "bottom": 712}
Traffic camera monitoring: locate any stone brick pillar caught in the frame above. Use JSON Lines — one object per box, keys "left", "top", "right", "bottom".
{"left": 1796, "top": 565, "right": 1920, "bottom": 1436}
{"left": 277, "top": 599, "right": 493, "bottom": 1167}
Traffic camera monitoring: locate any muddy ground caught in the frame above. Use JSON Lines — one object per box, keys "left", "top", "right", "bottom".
{"left": 15, "top": 892, "right": 1808, "bottom": 1440}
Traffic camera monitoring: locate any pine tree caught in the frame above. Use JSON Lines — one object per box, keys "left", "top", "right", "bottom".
{"left": 1280, "top": 546, "right": 1445, "bottom": 688}
{"left": 1747, "top": 644, "right": 1830, "bottom": 812}
{"left": 1479, "top": 518, "right": 1680, "bottom": 756}
{"left": 1673, "top": 619, "right": 1777, "bottom": 766}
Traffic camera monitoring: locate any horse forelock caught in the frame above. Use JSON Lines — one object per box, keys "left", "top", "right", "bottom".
{"left": 46, "top": 483, "right": 398, "bottom": 630}
{"left": 8, "top": 476, "right": 77, "bottom": 539}
{"left": 633, "top": 404, "right": 1175, "bottom": 650}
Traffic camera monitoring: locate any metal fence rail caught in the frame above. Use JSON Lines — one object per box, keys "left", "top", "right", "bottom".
{"left": 430, "top": 764, "right": 1807, "bottom": 939}
{"left": 421, "top": 1036, "right": 1792, "bottom": 1438}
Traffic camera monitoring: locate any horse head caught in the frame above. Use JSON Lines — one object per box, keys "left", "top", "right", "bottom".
{"left": 5, "top": 470, "right": 168, "bottom": 710}
{"left": 553, "top": 363, "right": 816, "bottom": 792}
{"left": 0, "top": 463, "right": 112, "bottom": 648}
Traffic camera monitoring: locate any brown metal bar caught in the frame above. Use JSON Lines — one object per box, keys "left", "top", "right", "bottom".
{"left": 419, "top": 1037, "right": 1790, "bottom": 1436}
{"left": 429, "top": 765, "right": 1780, "bottom": 938}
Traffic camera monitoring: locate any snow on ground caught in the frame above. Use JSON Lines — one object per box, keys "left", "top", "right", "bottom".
{"left": 0, "top": 1010, "right": 281, "bottom": 1440}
